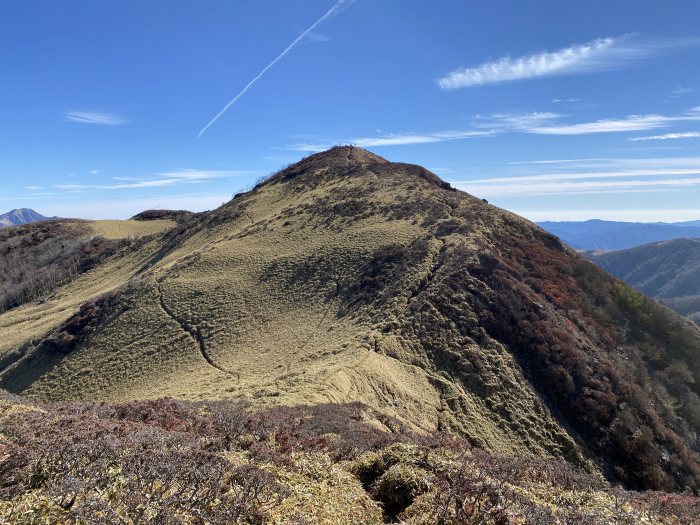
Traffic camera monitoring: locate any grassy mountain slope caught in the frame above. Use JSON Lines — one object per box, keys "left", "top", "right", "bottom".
{"left": 587, "top": 237, "right": 700, "bottom": 323}
{"left": 1, "top": 147, "right": 699, "bottom": 492}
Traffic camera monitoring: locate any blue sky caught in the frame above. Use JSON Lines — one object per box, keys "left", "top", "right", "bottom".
{"left": 2, "top": 0, "right": 700, "bottom": 221}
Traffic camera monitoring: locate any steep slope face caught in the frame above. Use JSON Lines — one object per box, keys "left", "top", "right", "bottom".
{"left": 1, "top": 147, "right": 699, "bottom": 492}
{"left": 588, "top": 238, "right": 700, "bottom": 323}
{"left": 0, "top": 208, "right": 57, "bottom": 227}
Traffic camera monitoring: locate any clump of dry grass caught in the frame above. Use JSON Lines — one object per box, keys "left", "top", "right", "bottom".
{"left": 89, "top": 219, "right": 175, "bottom": 239}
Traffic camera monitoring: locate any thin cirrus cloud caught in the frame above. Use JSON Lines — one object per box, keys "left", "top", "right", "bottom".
{"left": 39, "top": 194, "right": 234, "bottom": 220}
{"left": 481, "top": 107, "right": 700, "bottom": 135}
{"left": 287, "top": 108, "right": 700, "bottom": 151}
{"left": 673, "top": 86, "right": 696, "bottom": 94}
{"left": 455, "top": 178, "right": 700, "bottom": 198}
{"left": 507, "top": 158, "right": 610, "bottom": 165}
{"left": 65, "top": 111, "right": 127, "bottom": 125}
{"left": 287, "top": 129, "right": 497, "bottom": 151}
{"left": 549, "top": 98, "right": 585, "bottom": 103}
{"left": 437, "top": 35, "right": 695, "bottom": 89}
{"left": 518, "top": 208, "right": 700, "bottom": 222}
{"left": 450, "top": 156, "right": 700, "bottom": 198}
{"left": 507, "top": 156, "right": 700, "bottom": 169}
{"left": 528, "top": 115, "right": 674, "bottom": 134}
{"left": 628, "top": 131, "right": 700, "bottom": 141}
{"left": 475, "top": 111, "right": 562, "bottom": 130}
{"left": 460, "top": 168, "right": 700, "bottom": 185}
{"left": 55, "top": 169, "right": 248, "bottom": 191}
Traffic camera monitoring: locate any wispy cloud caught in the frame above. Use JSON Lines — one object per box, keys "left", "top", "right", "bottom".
{"left": 439, "top": 37, "right": 624, "bottom": 89}
{"left": 25, "top": 186, "right": 42, "bottom": 190}
{"left": 65, "top": 111, "right": 127, "bottom": 125}
{"left": 198, "top": 0, "right": 356, "bottom": 137}
{"left": 287, "top": 129, "right": 496, "bottom": 151}
{"left": 476, "top": 112, "right": 562, "bottom": 130}
{"left": 517, "top": 208, "right": 700, "bottom": 223}
{"left": 549, "top": 98, "right": 584, "bottom": 103}
{"left": 451, "top": 156, "right": 700, "bottom": 198}
{"left": 56, "top": 181, "right": 174, "bottom": 191}
{"left": 482, "top": 107, "right": 700, "bottom": 135}
{"left": 0, "top": 194, "right": 56, "bottom": 202}
{"left": 89, "top": 170, "right": 100, "bottom": 175}
{"left": 529, "top": 115, "right": 672, "bottom": 134}
{"left": 628, "top": 131, "right": 700, "bottom": 141}
{"left": 38, "top": 194, "right": 233, "bottom": 220}
{"left": 55, "top": 169, "right": 248, "bottom": 191}
{"left": 507, "top": 158, "right": 609, "bottom": 165}
{"left": 285, "top": 107, "right": 700, "bottom": 153}
{"left": 438, "top": 35, "right": 696, "bottom": 89}
{"left": 157, "top": 169, "right": 244, "bottom": 181}
{"left": 459, "top": 168, "right": 700, "bottom": 185}
{"left": 673, "top": 86, "right": 696, "bottom": 95}
{"left": 456, "top": 178, "right": 700, "bottom": 198}
{"left": 506, "top": 157, "right": 700, "bottom": 171}
{"left": 666, "top": 85, "right": 697, "bottom": 102}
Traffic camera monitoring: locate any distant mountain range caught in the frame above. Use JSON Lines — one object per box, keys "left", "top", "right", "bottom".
{"left": 586, "top": 237, "right": 700, "bottom": 324}
{"left": 0, "top": 208, "right": 58, "bottom": 228}
{"left": 537, "top": 219, "right": 700, "bottom": 250}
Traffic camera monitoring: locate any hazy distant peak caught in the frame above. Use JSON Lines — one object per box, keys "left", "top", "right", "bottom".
{"left": 0, "top": 208, "right": 58, "bottom": 228}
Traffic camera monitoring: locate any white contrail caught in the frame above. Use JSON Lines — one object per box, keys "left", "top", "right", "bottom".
{"left": 198, "top": 0, "right": 355, "bottom": 137}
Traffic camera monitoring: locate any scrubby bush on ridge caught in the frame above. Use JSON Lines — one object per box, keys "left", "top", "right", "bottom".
{"left": 0, "top": 220, "right": 131, "bottom": 314}
{"left": 2, "top": 393, "right": 699, "bottom": 524}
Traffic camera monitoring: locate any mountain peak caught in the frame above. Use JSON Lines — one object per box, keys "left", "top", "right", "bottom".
{"left": 264, "top": 146, "right": 453, "bottom": 192}
{"left": 303, "top": 145, "right": 390, "bottom": 166}
{"left": 0, "top": 208, "right": 57, "bottom": 228}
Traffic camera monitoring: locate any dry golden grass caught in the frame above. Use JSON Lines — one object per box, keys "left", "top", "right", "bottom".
{"left": 0, "top": 152, "right": 584, "bottom": 462}
{"left": 89, "top": 219, "right": 175, "bottom": 239}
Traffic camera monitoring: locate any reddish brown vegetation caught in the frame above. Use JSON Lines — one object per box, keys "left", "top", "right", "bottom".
{"left": 470, "top": 223, "right": 700, "bottom": 492}
{"left": 0, "top": 396, "right": 403, "bottom": 523}
{"left": 0, "top": 220, "right": 129, "bottom": 313}
{"left": 4, "top": 394, "right": 700, "bottom": 524}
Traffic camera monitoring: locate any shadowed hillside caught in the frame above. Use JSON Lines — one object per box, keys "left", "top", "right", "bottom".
{"left": 1, "top": 147, "right": 700, "bottom": 495}
{"left": 587, "top": 237, "right": 700, "bottom": 324}
{"left": 0, "top": 218, "right": 175, "bottom": 314}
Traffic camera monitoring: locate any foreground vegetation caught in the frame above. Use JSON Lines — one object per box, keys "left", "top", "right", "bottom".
{"left": 2, "top": 392, "right": 698, "bottom": 524}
